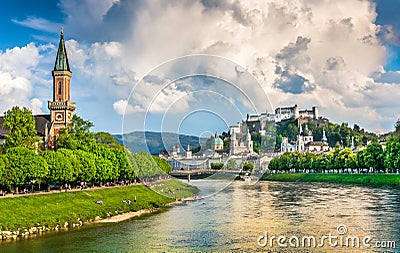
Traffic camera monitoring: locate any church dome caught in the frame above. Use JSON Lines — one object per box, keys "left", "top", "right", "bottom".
{"left": 214, "top": 137, "right": 223, "bottom": 145}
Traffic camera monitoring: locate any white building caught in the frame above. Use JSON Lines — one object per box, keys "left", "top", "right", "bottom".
{"left": 230, "top": 122, "right": 253, "bottom": 155}
{"left": 281, "top": 122, "right": 329, "bottom": 153}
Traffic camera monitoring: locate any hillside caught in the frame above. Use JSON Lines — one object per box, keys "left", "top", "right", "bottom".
{"left": 273, "top": 119, "right": 378, "bottom": 149}
{"left": 113, "top": 131, "right": 207, "bottom": 154}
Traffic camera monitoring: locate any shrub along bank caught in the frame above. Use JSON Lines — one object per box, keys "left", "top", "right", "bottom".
{"left": 261, "top": 173, "right": 400, "bottom": 187}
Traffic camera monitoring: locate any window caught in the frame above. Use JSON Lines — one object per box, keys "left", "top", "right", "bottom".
{"left": 58, "top": 82, "right": 62, "bottom": 95}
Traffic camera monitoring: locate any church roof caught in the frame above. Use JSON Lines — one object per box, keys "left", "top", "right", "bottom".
{"left": 34, "top": 114, "right": 51, "bottom": 136}
{"left": 305, "top": 141, "right": 329, "bottom": 147}
{"left": 54, "top": 29, "right": 70, "bottom": 71}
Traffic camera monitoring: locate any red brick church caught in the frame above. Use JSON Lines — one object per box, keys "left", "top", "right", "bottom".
{"left": 0, "top": 31, "right": 75, "bottom": 149}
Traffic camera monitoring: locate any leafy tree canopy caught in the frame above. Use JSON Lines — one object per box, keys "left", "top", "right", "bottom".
{"left": 57, "top": 115, "right": 95, "bottom": 150}
{"left": 211, "top": 162, "right": 224, "bottom": 170}
{"left": 3, "top": 106, "right": 39, "bottom": 150}
{"left": 152, "top": 156, "right": 172, "bottom": 174}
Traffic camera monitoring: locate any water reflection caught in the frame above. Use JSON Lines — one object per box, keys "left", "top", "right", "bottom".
{"left": 1, "top": 181, "right": 399, "bottom": 252}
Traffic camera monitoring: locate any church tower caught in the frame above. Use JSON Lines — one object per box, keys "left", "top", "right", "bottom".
{"left": 48, "top": 29, "right": 76, "bottom": 145}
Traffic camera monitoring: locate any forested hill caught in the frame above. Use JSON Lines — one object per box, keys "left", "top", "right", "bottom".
{"left": 274, "top": 119, "right": 378, "bottom": 149}
{"left": 113, "top": 131, "right": 206, "bottom": 155}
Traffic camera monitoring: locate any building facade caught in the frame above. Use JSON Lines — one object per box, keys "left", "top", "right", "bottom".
{"left": 229, "top": 123, "right": 253, "bottom": 155}
{"left": 280, "top": 121, "right": 329, "bottom": 153}
{"left": 212, "top": 133, "right": 224, "bottom": 150}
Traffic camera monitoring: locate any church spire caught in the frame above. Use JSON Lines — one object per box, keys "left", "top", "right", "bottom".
{"left": 54, "top": 28, "right": 70, "bottom": 71}
{"left": 322, "top": 129, "right": 327, "bottom": 143}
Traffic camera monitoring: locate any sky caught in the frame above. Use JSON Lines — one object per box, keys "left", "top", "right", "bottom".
{"left": 0, "top": 0, "right": 399, "bottom": 136}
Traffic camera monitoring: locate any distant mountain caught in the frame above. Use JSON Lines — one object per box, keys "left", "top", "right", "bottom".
{"left": 113, "top": 131, "right": 207, "bottom": 155}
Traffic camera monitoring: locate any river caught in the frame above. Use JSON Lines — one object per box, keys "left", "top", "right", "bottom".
{"left": 1, "top": 180, "right": 399, "bottom": 252}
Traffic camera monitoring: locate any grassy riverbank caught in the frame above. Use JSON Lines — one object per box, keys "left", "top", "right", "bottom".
{"left": 0, "top": 179, "right": 197, "bottom": 232}
{"left": 261, "top": 173, "right": 400, "bottom": 187}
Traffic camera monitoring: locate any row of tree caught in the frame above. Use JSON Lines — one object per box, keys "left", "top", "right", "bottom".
{"left": 0, "top": 106, "right": 172, "bottom": 193}
{"left": 210, "top": 160, "right": 254, "bottom": 171}
{"left": 268, "top": 138, "right": 400, "bottom": 173}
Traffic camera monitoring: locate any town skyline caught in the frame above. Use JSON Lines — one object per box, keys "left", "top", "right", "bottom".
{"left": 0, "top": 0, "right": 399, "bottom": 135}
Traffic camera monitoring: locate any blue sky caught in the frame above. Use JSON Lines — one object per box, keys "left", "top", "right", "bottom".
{"left": 1, "top": 0, "right": 400, "bottom": 135}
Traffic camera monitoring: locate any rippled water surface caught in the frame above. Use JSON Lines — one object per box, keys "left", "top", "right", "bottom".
{"left": 1, "top": 180, "right": 399, "bottom": 252}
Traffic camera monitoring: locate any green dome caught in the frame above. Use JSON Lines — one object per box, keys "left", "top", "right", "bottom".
{"left": 214, "top": 137, "right": 223, "bottom": 145}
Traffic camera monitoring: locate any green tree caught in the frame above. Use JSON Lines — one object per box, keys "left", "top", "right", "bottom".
{"left": 315, "top": 154, "right": 330, "bottom": 172}
{"left": 223, "top": 137, "right": 230, "bottom": 150}
{"left": 74, "top": 149, "right": 96, "bottom": 183}
{"left": 113, "top": 149, "right": 133, "bottom": 179}
{"left": 211, "top": 162, "right": 224, "bottom": 170}
{"left": 338, "top": 148, "right": 355, "bottom": 169}
{"left": 242, "top": 161, "right": 254, "bottom": 171}
{"left": 58, "top": 149, "right": 80, "bottom": 181}
{"left": 57, "top": 115, "right": 95, "bottom": 151}
{"left": 133, "top": 152, "right": 159, "bottom": 178}
{"left": 127, "top": 153, "right": 139, "bottom": 178}
{"left": 92, "top": 145, "right": 119, "bottom": 183}
{"left": 251, "top": 133, "right": 261, "bottom": 153}
{"left": 356, "top": 149, "right": 366, "bottom": 169}
{"left": 276, "top": 119, "right": 298, "bottom": 144}
{"left": 268, "top": 157, "right": 278, "bottom": 171}
{"left": 3, "top": 106, "right": 39, "bottom": 149}
{"left": 2, "top": 147, "right": 46, "bottom": 193}
{"left": 364, "top": 142, "right": 384, "bottom": 172}
{"left": 152, "top": 156, "right": 172, "bottom": 174}
{"left": 94, "top": 132, "right": 123, "bottom": 149}
{"left": 27, "top": 152, "right": 48, "bottom": 190}
{"left": 0, "top": 155, "right": 6, "bottom": 187}
{"left": 328, "top": 148, "right": 341, "bottom": 170}
{"left": 278, "top": 152, "right": 291, "bottom": 172}
{"left": 288, "top": 152, "right": 301, "bottom": 172}
{"left": 395, "top": 119, "right": 400, "bottom": 135}
{"left": 227, "top": 159, "right": 237, "bottom": 170}
{"left": 303, "top": 153, "right": 316, "bottom": 171}
{"left": 384, "top": 137, "right": 400, "bottom": 172}
{"left": 43, "top": 149, "right": 76, "bottom": 186}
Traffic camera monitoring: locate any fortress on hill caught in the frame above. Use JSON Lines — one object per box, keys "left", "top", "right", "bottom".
{"left": 245, "top": 104, "right": 329, "bottom": 135}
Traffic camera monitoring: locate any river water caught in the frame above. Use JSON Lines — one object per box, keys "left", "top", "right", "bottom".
{"left": 1, "top": 180, "right": 399, "bottom": 252}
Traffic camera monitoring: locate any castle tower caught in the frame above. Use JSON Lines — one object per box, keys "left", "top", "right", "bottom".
{"left": 48, "top": 29, "right": 76, "bottom": 145}
{"left": 230, "top": 131, "right": 238, "bottom": 155}
{"left": 296, "top": 120, "right": 304, "bottom": 151}
{"left": 312, "top": 106, "right": 319, "bottom": 119}
{"left": 246, "top": 129, "right": 253, "bottom": 153}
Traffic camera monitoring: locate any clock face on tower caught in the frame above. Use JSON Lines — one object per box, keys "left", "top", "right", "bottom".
{"left": 55, "top": 112, "right": 64, "bottom": 121}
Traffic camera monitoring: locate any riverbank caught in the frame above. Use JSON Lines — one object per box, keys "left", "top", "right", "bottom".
{"left": 0, "top": 179, "right": 198, "bottom": 240}
{"left": 261, "top": 173, "right": 400, "bottom": 187}
{"left": 95, "top": 197, "right": 197, "bottom": 224}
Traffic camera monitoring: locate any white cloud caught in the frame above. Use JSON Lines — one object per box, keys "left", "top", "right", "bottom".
{"left": 0, "top": 43, "right": 40, "bottom": 75}
{"left": 0, "top": 43, "right": 44, "bottom": 115}
{"left": 113, "top": 99, "right": 136, "bottom": 115}
{"left": 6, "top": 0, "right": 400, "bottom": 133}
{"left": 30, "top": 98, "right": 43, "bottom": 114}
{"left": 11, "top": 17, "right": 62, "bottom": 33}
